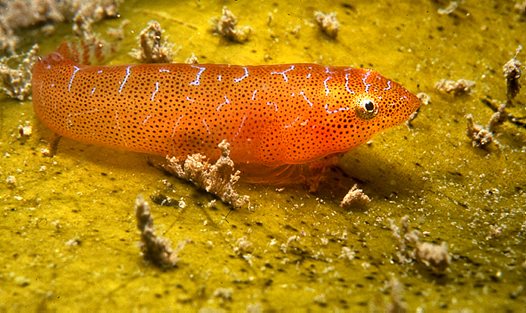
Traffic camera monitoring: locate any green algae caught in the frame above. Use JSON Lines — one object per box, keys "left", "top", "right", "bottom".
{"left": 1, "top": 0, "right": 526, "bottom": 312}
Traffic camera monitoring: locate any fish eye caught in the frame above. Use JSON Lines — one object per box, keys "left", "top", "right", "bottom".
{"left": 364, "top": 100, "right": 375, "bottom": 112}
{"left": 355, "top": 98, "right": 378, "bottom": 120}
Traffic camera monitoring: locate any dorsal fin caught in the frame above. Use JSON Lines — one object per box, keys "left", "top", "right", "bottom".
{"left": 55, "top": 40, "right": 114, "bottom": 65}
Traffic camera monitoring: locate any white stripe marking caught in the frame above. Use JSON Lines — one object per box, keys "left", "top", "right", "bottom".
{"left": 267, "top": 102, "right": 279, "bottom": 112}
{"left": 284, "top": 116, "right": 301, "bottom": 129}
{"left": 325, "top": 103, "right": 350, "bottom": 114}
{"left": 202, "top": 119, "right": 211, "bottom": 135}
{"left": 299, "top": 90, "right": 313, "bottom": 108}
{"left": 171, "top": 114, "right": 185, "bottom": 138}
{"left": 271, "top": 65, "right": 295, "bottom": 82}
{"left": 216, "top": 95, "right": 230, "bottom": 111}
{"left": 190, "top": 65, "right": 206, "bottom": 86}
{"left": 142, "top": 114, "right": 151, "bottom": 125}
{"left": 235, "top": 115, "right": 247, "bottom": 138}
{"left": 324, "top": 76, "right": 331, "bottom": 95}
{"left": 234, "top": 67, "right": 249, "bottom": 83}
{"left": 384, "top": 80, "right": 392, "bottom": 91}
{"left": 345, "top": 73, "right": 355, "bottom": 94}
{"left": 68, "top": 66, "right": 81, "bottom": 92}
{"left": 151, "top": 82, "right": 159, "bottom": 101}
{"left": 362, "top": 70, "right": 372, "bottom": 93}
{"left": 119, "top": 66, "right": 132, "bottom": 93}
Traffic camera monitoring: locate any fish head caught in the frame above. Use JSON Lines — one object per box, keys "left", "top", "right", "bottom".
{"left": 349, "top": 68, "right": 421, "bottom": 131}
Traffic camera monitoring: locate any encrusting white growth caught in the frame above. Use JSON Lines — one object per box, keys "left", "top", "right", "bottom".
{"left": 390, "top": 216, "right": 451, "bottom": 273}
{"left": 435, "top": 78, "right": 475, "bottom": 95}
{"left": 135, "top": 195, "right": 187, "bottom": 268}
{"left": 340, "top": 184, "right": 371, "bottom": 209}
{"left": 211, "top": 6, "right": 252, "bottom": 43}
{"left": 163, "top": 140, "right": 251, "bottom": 210}
{"left": 0, "top": 44, "right": 39, "bottom": 100}
{"left": 129, "top": 20, "right": 176, "bottom": 63}
{"left": 314, "top": 11, "right": 339, "bottom": 39}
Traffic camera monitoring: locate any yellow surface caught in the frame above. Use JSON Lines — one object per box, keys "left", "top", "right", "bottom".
{"left": 1, "top": 0, "right": 525, "bottom": 311}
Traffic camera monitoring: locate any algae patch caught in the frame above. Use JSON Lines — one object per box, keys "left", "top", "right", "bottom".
{"left": 1, "top": 0, "right": 525, "bottom": 312}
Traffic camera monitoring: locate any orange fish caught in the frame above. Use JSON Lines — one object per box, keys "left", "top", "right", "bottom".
{"left": 32, "top": 43, "right": 420, "bottom": 182}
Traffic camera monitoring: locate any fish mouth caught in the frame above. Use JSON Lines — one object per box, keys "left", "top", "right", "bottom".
{"left": 380, "top": 90, "right": 421, "bottom": 128}
{"left": 399, "top": 90, "right": 421, "bottom": 123}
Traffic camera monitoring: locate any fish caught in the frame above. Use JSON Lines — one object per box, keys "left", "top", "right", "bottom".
{"left": 32, "top": 43, "right": 420, "bottom": 183}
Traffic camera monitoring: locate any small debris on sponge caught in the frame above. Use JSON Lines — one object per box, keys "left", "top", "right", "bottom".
{"left": 340, "top": 184, "right": 371, "bottom": 209}
{"left": 404, "top": 93, "right": 429, "bottom": 128}
{"left": 18, "top": 124, "right": 32, "bottom": 138}
{"left": 416, "top": 92, "right": 431, "bottom": 106}
{"left": 466, "top": 114, "right": 495, "bottom": 148}
{"left": 437, "top": 1, "right": 459, "bottom": 15}
{"left": 466, "top": 103, "right": 506, "bottom": 149}
{"left": 135, "top": 195, "right": 186, "bottom": 268}
{"left": 129, "top": 20, "right": 176, "bottom": 63}
{"left": 390, "top": 216, "right": 451, "bottom": 273}
{"left": 503, "top": 45, "right": 522, "bottom": 102}
{"left": 435, "top": 78, "right": 476, "bottom": 95}
{"left": 6, "top": 175, "right": 17, "bottom": 189}
{"left": 185, "top": 53, "right": 199, "bottom": 64}
{"left": 314, "top": 11, "right": 339, "bottom": 39}
{"left": 211, "top": 7, "right": 252, "bottom": 43}
{"left": 515, "top": 1, "right": 526, "bottom": 16}
{"left": 415, "top": 242, "right": 450, "bottom": 272}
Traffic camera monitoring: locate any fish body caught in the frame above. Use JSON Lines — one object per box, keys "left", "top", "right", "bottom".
{"left": 32, "top": 44, "right": 420, "bottom": 175}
